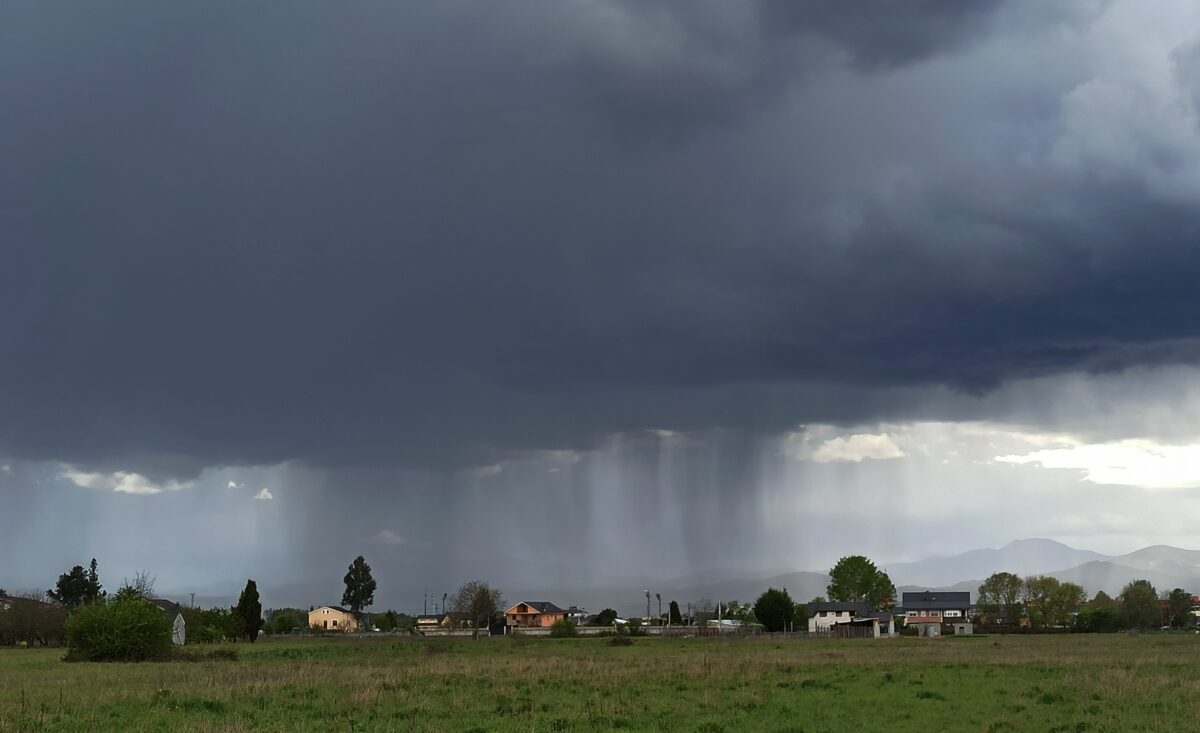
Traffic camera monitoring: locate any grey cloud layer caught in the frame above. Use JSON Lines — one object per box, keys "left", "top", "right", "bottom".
{"left": 4, "top": 0, "right": 1200, "bottom": 475}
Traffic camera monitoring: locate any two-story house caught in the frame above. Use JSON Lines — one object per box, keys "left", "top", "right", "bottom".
{"left": 899, "top": 591, "right": 973, "bottom": 636}
{"left": 308, "top": 605, "right": 359, "bottom": 632}
{"left": 504, "top": 601, "right": 566, "bottom": 628}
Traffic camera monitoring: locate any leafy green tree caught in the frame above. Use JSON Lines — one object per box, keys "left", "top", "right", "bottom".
{"left": 827, "top": 556, "right": 895, "bottom": 610}
{"left": 1119, "top": 579, "right": 1160, "bottom": 630}
{"left": 978, "top": 571, "right": 1024, "bottom": 624}
{"left": 1090, "top": 591, "right": 1116, "bottom": 610}
{"left": 266, "top": 609, "right": 306, "bottom": 634}
{"left": 1166, "top": 588, "right": 1193, "bottom": 629}
{"left": 549, "top": 619, "right": 577, "bottom": 637}
{"left": 1076, "top": 591, "right": 1121, "bottom": 632}
{"left": 341, "top": 556, "right": 377, "bottom": 617}
{"left": 65, "top": 597, "right": 171, "bottom": 661}
{"left": 752, "top": 587, "right": 795, "bottom": 632}
{"left": 182, "top": 607, "right": 241, "bottom": 643}
{"left": 233, "top": 579, "right": 263, "bottom": 642}
{"left": 595, "top": 608, "right": 618, "bottom": 626}
{"left": 48, "top": 559, "right": 104, "bottom": 608}
{"left": 1022, "top": 576, "right": 1077, "bottom": 630}
{"left": 450, "top": 580, "right": 504, "bottom": 639}
{"left": 48, "top": 566, "right": 88, "bottom": 607}
{"left": 668, "top": 600, "right": 683, "bottom": 625}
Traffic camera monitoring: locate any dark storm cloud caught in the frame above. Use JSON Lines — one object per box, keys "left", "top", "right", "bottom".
{"left": 758, "top": 0, "right": 1005, "bottom": 69}
{"left": 3, "top": 0, "right": 1200, "bottom": 475}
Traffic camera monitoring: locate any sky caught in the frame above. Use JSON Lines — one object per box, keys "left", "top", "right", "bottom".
{"left": 5, "top": 0, "right": 1200, "bottom": 613}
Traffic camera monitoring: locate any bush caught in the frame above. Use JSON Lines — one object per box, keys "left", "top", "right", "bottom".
{"left": 549, "top": 619, "right": 578, "bottom": 638}
{"left": 65, "top": 597, "right": 173, "bottom": 662}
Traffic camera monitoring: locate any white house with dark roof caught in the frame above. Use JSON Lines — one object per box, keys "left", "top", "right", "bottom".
{"left": 807, "top": 602, "right": 895, "bottom": 638}
{"left": 149, "top": 598, "right": 187, "bottom": 645}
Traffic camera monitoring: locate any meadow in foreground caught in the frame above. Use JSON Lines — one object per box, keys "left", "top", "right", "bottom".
{"left": 1, "top": 633, "right": 1198, "bottom": 732}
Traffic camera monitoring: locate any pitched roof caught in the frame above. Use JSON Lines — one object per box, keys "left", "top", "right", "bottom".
{"left": 312, "top": 605, "right": 354, "bottom": 614}
{"left": 149, "top": 598, "right": 184, "bottom": 612}
{"left": 507, "top": 601, "right": 565, "bottom": 615}
{"left": 900, "top": 591, "right": 972, "bottom": 611}
{"left": 807, "top": 601, "right": 873, "bottom": 617}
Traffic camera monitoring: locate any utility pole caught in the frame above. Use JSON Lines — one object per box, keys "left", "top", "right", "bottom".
{"left": 190, "top": 592, "right": 195, "bottom": 609}
{"left": 644, "top": 590, "right": 650, "bottom": 622}
{"left": 656, "top": 593, "right": 662, "bottom": 624}
{"left": 424, "top": 591, "right": 428, "bottom": 616}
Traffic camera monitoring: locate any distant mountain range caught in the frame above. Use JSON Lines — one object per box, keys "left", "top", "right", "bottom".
{"left": 162, "top": 539, "right": 1200, "bottom": 619}
{"left": 883, "top": 539, "right": 1110, "bottom": 588}
{"left": 506, "top": 539, "right": 1200, "bottom": 617}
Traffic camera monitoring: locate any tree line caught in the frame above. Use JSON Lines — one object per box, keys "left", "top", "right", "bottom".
{"left": 977, "top": 572, "right": 1192, "bottom": 632}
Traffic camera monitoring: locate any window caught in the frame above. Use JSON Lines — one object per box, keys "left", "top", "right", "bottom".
{"left": 907, "top": 611, "right": 918, "bottom": 617}
{"left": 930, "top": 611, "right": 940, "bottom": 617}
{"left": 332, "top": 620, "right": 338, "bottom": 627}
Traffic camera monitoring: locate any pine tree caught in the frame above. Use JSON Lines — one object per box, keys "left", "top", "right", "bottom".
{"left": 342, "top": 556, "right": 376, "bottom": 619}
{"left": 233, "top": 579, "right": 263, "bottom": 642}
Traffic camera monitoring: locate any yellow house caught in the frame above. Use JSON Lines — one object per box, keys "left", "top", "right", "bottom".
{"left": 309, "top": 606, "right": 358, "bottom": 632}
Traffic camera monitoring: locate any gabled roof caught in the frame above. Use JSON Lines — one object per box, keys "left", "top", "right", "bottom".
{"left": 506, "top": 601, "right": 565, "bottom": 615}
{"left": 312, "top": 605, "right": 354, "bottom": 614}
{"left": 150, "top": 598, "right": 184, "bottom": 613}
{"left": 900, "top": 591, "right": 972, "bottom": 611}
{"left": 808, "top": 602, "right": 873, "bottom": 618}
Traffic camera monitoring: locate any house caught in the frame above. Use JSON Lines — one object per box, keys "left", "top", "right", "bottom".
{"left": 899, "top": 591, "right": 973, "bottom": 637}
{"left": 565, "top": 606, "right": 588, "bottom": 624}
{"left": 504, "top": 601, "right": 566, "bottom": 628}
{"left": 149, "top": 599, "right": 187, "bottom": 645}
{"left": 807, "top": 602, "right": 895, "bottom": 638}
{"left": 308, "top": 605, "right": 359, "bottom": 632}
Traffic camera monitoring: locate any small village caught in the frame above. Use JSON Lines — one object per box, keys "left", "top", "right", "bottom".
{"left": 4, "top": 554, "right": 1195, "bottom": 649}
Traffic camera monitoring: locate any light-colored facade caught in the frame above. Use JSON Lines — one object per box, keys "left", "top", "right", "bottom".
{"left": 309, "top": 606, "right": 359, "bottom": 632}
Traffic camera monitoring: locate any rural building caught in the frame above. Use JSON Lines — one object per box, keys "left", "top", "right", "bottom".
{"left": 309, "top": 605, "right": 359, "bottom": 632}
{"left": 807, "top": 602, "right": 895, "bottom": 638}
{"left": 899, "top": 591, "right": 973, "bottom": 637}
{"left": 808, "top": 602, "right": 872, "bottom": 633}
{"left": 150, "top": 599, "right": 187, "bottom": 645}
{"left": 504, "top": 601, "right": 566, "bottom": 628}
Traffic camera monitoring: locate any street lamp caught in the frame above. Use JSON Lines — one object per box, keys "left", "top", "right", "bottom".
{"left": 644, "top": 590, "right": 650, "bottom": 622}
{"left": 656, "top": 593, "right": 662, "bottom": 625}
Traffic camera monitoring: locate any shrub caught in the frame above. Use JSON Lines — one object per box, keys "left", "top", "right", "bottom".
{"left": 549, "top": 619, "right": 578, "bottom": 638}
{"left": 65, "top": 597, "right": 172, "bottom": 662}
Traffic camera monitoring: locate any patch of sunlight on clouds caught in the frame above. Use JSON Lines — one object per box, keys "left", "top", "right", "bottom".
{"left": 996, "top": 439, "right": 1200, "bottom": 489}
{"left": 784, "top": 430, "right": 906, "bottom": 463}
{"left": 60, "top": 467, "right": 193, "bottom": 495}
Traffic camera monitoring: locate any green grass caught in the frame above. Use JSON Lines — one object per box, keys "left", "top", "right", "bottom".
{"left": 2, "top": 634, "right": 1199, "bottom": 731}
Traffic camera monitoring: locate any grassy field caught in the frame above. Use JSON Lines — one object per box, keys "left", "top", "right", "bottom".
{"left": 1, "top": 634, "right": 1199, "bottom": 732}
